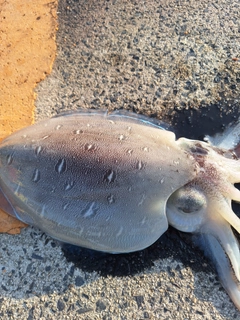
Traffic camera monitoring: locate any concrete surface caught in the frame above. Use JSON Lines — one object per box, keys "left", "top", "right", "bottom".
{"left": 1, "top": 0, "right": 240, "bottom": 319}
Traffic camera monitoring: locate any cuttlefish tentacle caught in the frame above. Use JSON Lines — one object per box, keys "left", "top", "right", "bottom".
{"left": 201, "top": 201, "right": 240, "bottom": 309}
{"left": 225, "top": 184, "right": 240, "bottom": 203}
{"left": 1, "top": 110, "right": 240, "bottom": 310}
{"left": 206, "top": 207, "right": 240, "bottom": 279}
{"left": 197, "top": 232, "right": 240, "bottom": 310}
{"left": 167, "top": 137, "right": 240, "bottom": 309}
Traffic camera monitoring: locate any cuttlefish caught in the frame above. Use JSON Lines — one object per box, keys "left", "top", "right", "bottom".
{"left": 0, "top": 110, "right": 240, "bottom": 309}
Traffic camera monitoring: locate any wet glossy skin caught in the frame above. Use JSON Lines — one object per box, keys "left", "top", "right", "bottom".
{"left": 0, "top": 111, "right": 240, "bottom": 310}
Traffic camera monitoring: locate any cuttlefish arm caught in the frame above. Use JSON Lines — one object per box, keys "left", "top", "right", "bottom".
{"left": 167, "top": 137, "right": 240, "bottom": 310}
{"left": 198, "top": 223, "right": 240, "bottom": 309}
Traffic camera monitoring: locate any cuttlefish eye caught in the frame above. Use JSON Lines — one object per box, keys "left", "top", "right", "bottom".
{"left": 173, "top": 187, "right": 206, "bottom": 213}
{"left": 167, "top": 185, "right": 207, "bottom": 232}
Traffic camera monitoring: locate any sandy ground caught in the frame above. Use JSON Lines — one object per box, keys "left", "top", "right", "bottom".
{"left": 1, "top": 0, "right": 240, "bottom": 319}
{"left": 0, "top": 0, "right": 57, "bottom": 233}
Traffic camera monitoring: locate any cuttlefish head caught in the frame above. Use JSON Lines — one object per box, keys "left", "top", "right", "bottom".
{"left": 167, "top": 135, "right": 240, "bottom": 310}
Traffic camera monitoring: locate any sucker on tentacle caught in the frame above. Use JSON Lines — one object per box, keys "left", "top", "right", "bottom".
{"left": 0, "top": 110, "right": 240, "bottom": 310}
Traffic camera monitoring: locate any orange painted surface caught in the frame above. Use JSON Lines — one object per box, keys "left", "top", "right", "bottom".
{"left": 0, "top": 0, "right": 58, "bottom": 233}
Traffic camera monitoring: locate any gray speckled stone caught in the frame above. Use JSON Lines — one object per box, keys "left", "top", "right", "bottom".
{"left": 0, "top": 229, "right": 238, "bottom": 319}
{"left": 36, "top": 0, "right": 240, "bottom": 121}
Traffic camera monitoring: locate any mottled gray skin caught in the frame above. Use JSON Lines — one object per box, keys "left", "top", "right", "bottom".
{"left": 1, "top": 111, "right": 240, "bottom": 310}
{"left": 0, "top": 111, "right": 197, "bottom": 252}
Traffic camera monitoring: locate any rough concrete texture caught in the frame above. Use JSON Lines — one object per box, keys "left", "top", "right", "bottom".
{"left": 36, "top": 0, "right": 240, "bottom": 121}
{"left": 1, "top": 228, "right": 239, "bottom": 319}
{"left": 1, "top": 0, "right": 240, "bottom": 319}
{"left": 0, "top": 0, "right": 58, "bottom": 233}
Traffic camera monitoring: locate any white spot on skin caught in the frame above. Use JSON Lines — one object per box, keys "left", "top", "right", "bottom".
{"left": 107, "top": 194, "right": 115, "bottom": 204}
{"left": 82, "top": 202, "right": 98, "bottom": 218}
{"left": 116, "top": 226, "right": 123, "bottom": 237}
{"left": 32, "top": 168, "right": 41, "bottom": 182}
{"left": 141, "top": 217, "right": 146, "bottom": 225}
{"left": 137, "top": 160, "right": 143, "bottom": 170}
{"left": 87, "top": 144, "right": 93, "bottom": 150}
{"left": 7, "top": 154, "right": 13, "bottom": 165}
{"left": 143, "top": 147, "right": 149, "bottom": 152}
{"left": 42, "top": 135, "right": 49, "bottom": 140}
{"left": 55, "top": 124, "right": 62, "bottom": 130}
{"left": 84, "top": 143, "right": 96, "bottom": 151}
{"left": 73, "top": 129, "right": 83, "bottom": 134}
{"left": 40, "top": 204, "right": 46, "bottom": 217}
{"left": 138, "top": 194, "right": 146, "bottom": 206}
{"left": 64, "top": 181, "right": 75, "bottom": 191}
{"left": 55, "top": 158, "right": 67, "bottom": 174}
{"left": 160, "top": 178, "right": 164, "bottom": 184}
{"left": 63, "top": 203, "right": 70, "bottom": 210}
{"left": 104, "top": 170, "right": 116, "bottom": 183}
{"left": 108, "top": 171, "right": 114, "bottom": 182}
{"left": 14, "top": 184, "right": 20, "bottom": 195}
{"left": 119, "top": 134, "right": 125, "bottom": 141}
{"left": 127, "top": 149, "right": 133, "bottom": 155}
{"left": 35, "top": 146, "right": 42, "bottom": 156}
